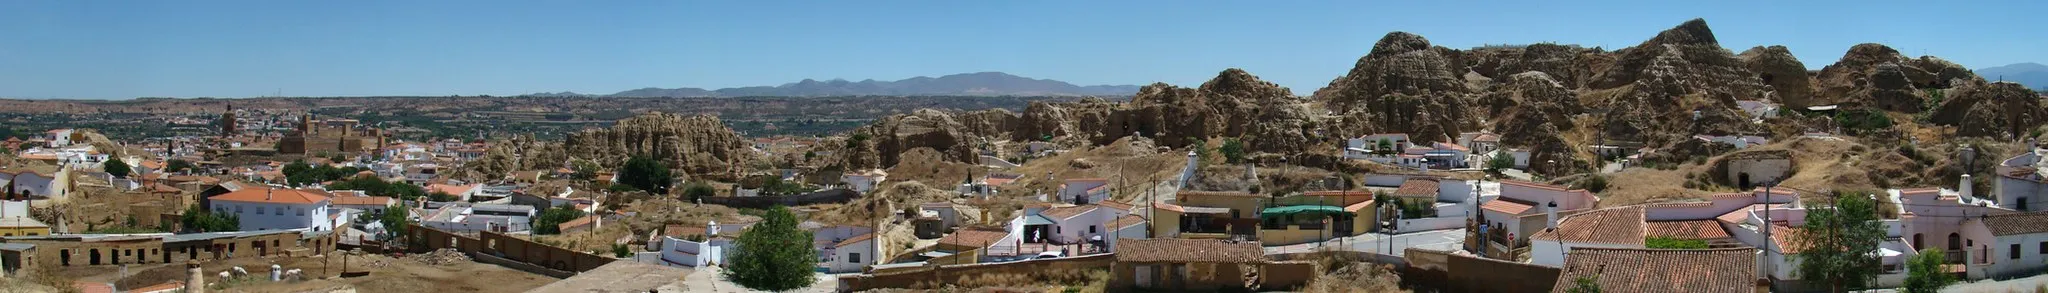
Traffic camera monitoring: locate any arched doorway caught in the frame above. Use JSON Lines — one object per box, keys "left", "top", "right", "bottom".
{"left": 1949, "top": 233, "right": 1963, "bottom": 250}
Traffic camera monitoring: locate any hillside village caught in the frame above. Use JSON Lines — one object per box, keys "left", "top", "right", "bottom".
{"left": 4, "top": 18, "right": 2048, "bottom": 293}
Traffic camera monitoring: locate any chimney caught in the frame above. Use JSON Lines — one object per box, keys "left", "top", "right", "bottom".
{"left": 266, "top": 188, "right": 273, "bottom": 201}
{"left": 1960, "top": 174, "right": 1975, "bottom": 199}
{"left": 1546, "top": 201, "right": 1559, "bottom": 229}
{"left": 186, "top": 260, "right": 205, "bottom": 293}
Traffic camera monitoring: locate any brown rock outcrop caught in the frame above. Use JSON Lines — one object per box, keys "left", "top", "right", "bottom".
{"left": 1467, "top": 43, "right": 1599, "bottom": 88}
{"left": 561, "top": 112, "right": 753, "bottom": 178}
{"left": 1587, "top": 18, "right": 1768, "bottom": 102}
{"left": 1930, "top": 82, "right": 2047, "bottom": 139}
{"left": 839, "top": 109, "right": 980, "bottom": 170}
{"left": 1814, "top": 43, "right": 1985, "bottom": 111}
{"left": 1738, "top": 46, "right": 1816, "bottom": 108}
{"left": 1318, "top": 31, "right": 1480, "bottom": 143}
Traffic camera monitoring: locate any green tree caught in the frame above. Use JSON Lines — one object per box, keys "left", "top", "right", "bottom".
{"left": 1565, "top": 276, "right": 1601, "bottom": 293}
{"left": 165, "top": 159, "right": 196, "bottom": 174}
{"left": 179, "top": 204, "right": 239, "bottom": 232}
{"left": 619, "top": 156, "right": 674, "bottom": 195}
{"left": 427, "top": 191, "right": 459, "bottom": 202}
{"left": 1903, "top": 248, "right": 1957, "bottom": 293}
{"left": 725, "top": 206, "right": 817, "bottom": 291}
{"left": 102, "top": 159, "right": 133, "bottom": 178}
{"left": 1576, "top": 175, "right": 1609, "bottom": 193}
{"left": 1376, "top": 139, "right": 1394, "bottom": 154}
{"left": 683, "top": 182, "right": 716, "bottom": 202}
{"left": 1218, "top": 138, "right": 1247, "bottom": 164}
{"left": 328, "top": 176, "right": 426, "bottom": 200}
{"left": 611, "top": 243, "right": 632, "bottom": 258}
{"left": 378, "top": 204, "right": 413, "bottom": 242}
{"left": 569, "top": 159, "right": 600, "bottom": 180}
{"left": 532, "top": 203, "right": 588, "bottom": 235}
{"left": 1486, "top": 154, "right": 1516, "bottom": 173}
{"left": 1795, "top": 191, "right": 1887, "bottom": 291}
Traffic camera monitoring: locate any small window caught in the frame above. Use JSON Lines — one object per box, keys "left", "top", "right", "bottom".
{"left": 236, "top": 205, "right": 244, "bottom": 213}
{"left": 2039, "top": 242, "right": 2046, "bottom": 255}
{"left": 848, "top": 253, "right": 860, "bottom": 263}
{"left": 1089, "top": 225, "right": 1097, "bottom": 234}
{"left": 2014, "top": 244, "right": 2023, "bottom": 260}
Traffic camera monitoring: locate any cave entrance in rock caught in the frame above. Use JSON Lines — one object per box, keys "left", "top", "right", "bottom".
{"left": 1760, "top": 73, "right": 1775, "bottom": 85}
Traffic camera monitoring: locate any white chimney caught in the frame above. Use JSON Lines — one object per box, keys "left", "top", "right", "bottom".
{"left": 1960, "top": 174, "right": 1975, "bottom": 199}
{"left": 1546, "top": 201, "right": 1559, "bottom": 229}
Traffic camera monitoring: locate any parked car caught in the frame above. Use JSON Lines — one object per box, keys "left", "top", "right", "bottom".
{"left": 1034, "top": 250, "right": 1065, "bottom": 260}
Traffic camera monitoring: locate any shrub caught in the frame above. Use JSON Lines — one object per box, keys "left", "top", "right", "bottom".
{"left": 1644, "top": 236, "right": 1706, "bottom": 249}
{"left": 725, "top": 206, "right": 817, "bottom": 290}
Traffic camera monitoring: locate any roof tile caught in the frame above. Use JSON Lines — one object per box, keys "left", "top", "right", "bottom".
{"left": 1552, "top": 247, "right": 1758, "bottom": 293}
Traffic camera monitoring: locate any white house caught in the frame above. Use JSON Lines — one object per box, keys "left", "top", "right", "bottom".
{"left": 1996, "top": 147, "right": 2048, "bottom": 211}
{"left": 418, "top": 203, "right": 531, "bottom": 234}
{"left": 0, "top": 166, "right": 70, "bottom": 199}
{"left": 1345, "top": 133, "right": 1413, "bottom": 160}
{"left": 1056, "top": 178, "right": 1111, "bottom": 204}
{"left": 1693, "top": 135, "right": 1768, "bottom": 150}
{"left": 208, "top": 187, "right": 334, "bottom": 232}
{"left": 825, "top": 234, "right": 877, "bottom": 273}
{"left": 843, "top": 169, "right": 888, "bottom": 194}
{"left": 1480, "top": 180, "right": 1599, "bottom": 240}
{"left": 426, "top": 183, "right": 480, "bottom": 202}
{"left": 1736, "top": 100, "right": 1780, "bottom": 121}
{"left": 42, "top": 129, "right": 73, "bottom": 148}
{"left": 1037, "top": 202, "right": 1134, "bottom": 245}
{"left": 1972, "top": 212, "right": 2048, "bottom": 279}
{"left": 1457, "top": 132, "right": 1502, "bottom": 155}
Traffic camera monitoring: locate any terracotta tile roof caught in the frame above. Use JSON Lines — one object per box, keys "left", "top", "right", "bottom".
{"left": 1345, "top": 200, "right": 1376, "bottom": 212}
{"left": 1114, "top": 239, "right": 1264, "bottom": 263}
{"left": 209, "top": 187, "right": 330, "bottom": 204}
{"left": 557, "top": 215, "right": 598, "bottom": 232}
{"left": 1898, "top": 187, "right": 1941, "bottom": 197}
{"left": 428, "top": 183, "right": 476, "bottom": 195}
{"left": 1644, "top": 220, "right": 1731, "bottom": 240}
{"left": 128, "top": 280, "right": 183, "bottom": 293}
{"left": 1393, "top": 178, "right": 1440, "bottom": 198}
{"left": 1109, "top": 214, "right": 1147, "bottom": 229}
{"left": 1473, "top": 133, "right": 1501, "bottom": 142}
{"left": 1481, "top": 198, "right": 1536, "bottom": 215}
{"left": 1502, "top": 179, "right": 1575, "bottom": 192}
{"left": 330, "top": 196, "right": 394, "bottom": 206}
{"left": 73, "top": 281, "right": 114, "bottom": 293}
{"left": 1771, "top": 225, "right": 1808, "bottom": 254}
{"left": 834, "top": 233, "right": 876, "bottom": 248}
{"left": 147, "top": 183, "right": 181, "bottom": 194}
{"left": 938, "top": 229, "right": 1009, "bottom": 248}
{"left": 1553, "top": 247, "right": 1758, "bottom": 293}
{"left": 1096, "top": 200, "right": 1134, "bottom": 212}
{"left": 1532, "top": 206, "right": 1644, "bottom": 246}
{"left": 1041, "top": 205, "right": 1100, "bottom": 220}
{"left": 1981, "top": 211, "right": 2048, "bottom": 236}
{"left": 1714, "top": 204, "right": 1785, "bottom": 224}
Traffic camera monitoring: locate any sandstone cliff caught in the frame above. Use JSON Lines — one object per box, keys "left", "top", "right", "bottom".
{"left": 1317, "top": 32, "right": 1480, "bottom": 143}
{"left": 560, "top": 112, "right": 753, "bottom": 179}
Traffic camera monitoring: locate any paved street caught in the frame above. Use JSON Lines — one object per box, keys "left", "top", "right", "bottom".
{"left": 1264, "top": 228, "right": 1467, "bottom": 257}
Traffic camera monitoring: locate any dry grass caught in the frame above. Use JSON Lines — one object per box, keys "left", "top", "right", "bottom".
{"left": 1301, "top": 252, "right": 1406, "bottom": 293}
{"left": 0, "top": 266, "right": 75, "bottom": 293}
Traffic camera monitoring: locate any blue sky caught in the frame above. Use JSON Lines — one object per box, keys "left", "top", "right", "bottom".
{"left": 0, "top": 0, "right": 2041, "bottom": 99}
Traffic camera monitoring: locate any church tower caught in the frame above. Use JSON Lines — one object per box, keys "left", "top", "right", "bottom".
{"left": 219, "top": 104, "right": 237, "bottom": 136}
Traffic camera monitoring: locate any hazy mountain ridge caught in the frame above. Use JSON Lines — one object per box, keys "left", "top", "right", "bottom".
{"left": 1976, "top": 63, "right": 2048, "bottom": 90}
{"left": 607, "top": 72, "right": 1140, "bottom": 97}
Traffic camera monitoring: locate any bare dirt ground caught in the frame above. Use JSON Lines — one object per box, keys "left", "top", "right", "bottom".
{"left": 67, "top": 252, "right": 557, "bottom": 293}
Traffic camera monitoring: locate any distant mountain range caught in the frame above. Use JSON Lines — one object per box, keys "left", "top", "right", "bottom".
{"left": 1976, "top": 63, "right": 2048, "bottom": 91}
{"left": 586, "top": 72, "right": 1140, "bottom": 98}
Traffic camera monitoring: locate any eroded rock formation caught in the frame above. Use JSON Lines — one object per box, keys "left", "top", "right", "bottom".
{"left": 561, "top": 112, "right": 753, "bottom": 178}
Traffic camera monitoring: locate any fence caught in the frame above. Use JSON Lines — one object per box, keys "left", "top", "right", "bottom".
{"left": 1403, "top": 248, "right": 1559, "bottom": 292}
{"left": 698, "top": 189, "right": 858, "bottom": 209}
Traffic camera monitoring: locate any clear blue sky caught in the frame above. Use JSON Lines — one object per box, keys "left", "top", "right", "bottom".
{"left": 1, "top": 0, "right": 2041, "bottom": 99}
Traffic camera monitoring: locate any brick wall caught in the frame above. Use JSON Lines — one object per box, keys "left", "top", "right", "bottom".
{"left": 1403, "top": 248, "right": 1559, "bottom": 292}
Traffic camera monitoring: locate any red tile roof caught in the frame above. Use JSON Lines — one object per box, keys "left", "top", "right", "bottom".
{"left": 331, "top": 196, "right": 394, "bottom": 206}
{"left": 938, "top": 229, "right": 1009, "bottom": 248}
{"left": 834, "top": 233, "right": 876, "bottom": 248}
{"left": 557, "top": 215, "right": 598, "bottom": 232}
{"left": 1644, "top": 220, "right": 1731, "bottom": 240}
{"left": 1552, "top": 247, "right": 1758, "bottom": 293}
{"left": 1109, "top": 214, "right": 1147, "bottom": 229}
{"left": 1771, "top": 225, "right": 1807, "bottom": 254}
{"left": 1532, "top": 206, "right": 1644, "bottom": 246}
{"left": 1096, "top": 200, "right": 1134, "bottom": 212}
{"left": 1114, "top": 239, "right": 1264, "bottom": 263}
{"left": 1041, "top": 205, "right": 1101, "bottom": 220}
{"left": 1393, "top": 178, "right": 1440, "bottom": 198}
{"left": 1981, "top": 211, "right": 2048, "bottom": 236}
{"left": 209, "top": 187, "right": 330, "bottom": 204}
{"left": 1481, "top": 198, "right": 1536, "bottom": 215}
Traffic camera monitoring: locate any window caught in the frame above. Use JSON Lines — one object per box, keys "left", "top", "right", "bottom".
{"left": 848, "top": 253, "right": 860, "bottom": 263}
{"left": 2040, "top": 242, "right": 2046, "bottom": 255}
{"left": 2014, "top": 244, "right": 2023, "bottom": 260}
{"left": 1056, "top": 226, "right": 1061, "bottom": 234}
{"left": 236, "top": 205, "right": 243, "bottom": 213}
{"left": 297, "top": 208, "right": 305, "bottom": 216}
{"left": 1089, "top": 225, "right": 1097, "bottom": 234}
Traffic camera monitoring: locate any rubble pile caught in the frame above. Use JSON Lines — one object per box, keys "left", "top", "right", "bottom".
{"left": 407, "top": 248, "right": 471, "bottom": 266}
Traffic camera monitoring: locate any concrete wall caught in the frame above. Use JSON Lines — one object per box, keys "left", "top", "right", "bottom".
{"left": 1395, "top": 217, "right": 1466, "bottom": 234}
{"left": 838, "top": 253, "right": 1114, "bottom": 291}
{"left": 17, "top": 231, "right": 336, "bottom": 268}
{"left": 1996, "top": 176, "right": 2044, "bottom": 211}
{"left": 827, "top": 238, "right": 876, "bottom": 273}
{"left": 1402, "top": 248, "right": 1560, "bottom": 292}
{"left": 408, "top": 224, "right": 615, "bottom": 272}
{"left": 1990, "top": 233, "right": 2048, "bottom": 279}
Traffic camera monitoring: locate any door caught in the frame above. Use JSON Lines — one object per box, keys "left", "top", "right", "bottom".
{"left": 1134, "top": 265, "right": 1153, "bottom": 288}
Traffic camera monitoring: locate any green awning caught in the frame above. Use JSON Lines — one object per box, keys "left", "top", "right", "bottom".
{"left": 1261, "top": 205, "right": 1348, "bottom": 217}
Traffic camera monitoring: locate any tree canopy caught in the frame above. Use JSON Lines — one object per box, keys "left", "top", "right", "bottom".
{"left": 179, "top": 204, "right": 238, "bottom": 232}
{"left": 1903, "top": 248, "right": 1957, "bottom": 293}
{"left": 164, "top": 159, "right": 196, "bottom": 174}
{"left": 102, "top": 159, "right": 132, "bottom": 178}
{"left": 725, "top": 206, "right": 817, "bottom": 291}
{"left": 1795, "top": 191, "right": 1887, "bottom": 291}
{"left": 532, "top": 203, "right": 588, "bottom": 235}
{"left": 619, "top": 156, "right": 674, "bottom": 195}
{"left": 282, "top": 161, "right": 369, "bottom": 186}
{"left": 327, "top": 176, "right": 427, "bottom": 200}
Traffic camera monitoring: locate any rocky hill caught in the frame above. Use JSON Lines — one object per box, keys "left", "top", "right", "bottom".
{"left": 560, "top": 112, "right": 755, "bottom": 179}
